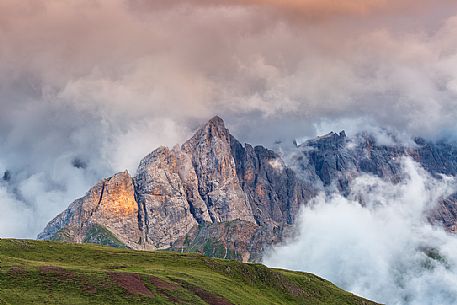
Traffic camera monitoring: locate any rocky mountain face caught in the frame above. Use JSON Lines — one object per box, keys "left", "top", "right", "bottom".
{"left": 289, "top": 131, "right": 457, "bottom": 231}
{"left": 39, "top": 117, "right": 313, "bottom": 262}
{"left": 291, "top": 131, "right": 457, "bottom": 191}
{"left": 38, "top": 171, "right": 141, "bottom": 248}
{"left": 39, "top": 117, "right": 457, "bottom": 261}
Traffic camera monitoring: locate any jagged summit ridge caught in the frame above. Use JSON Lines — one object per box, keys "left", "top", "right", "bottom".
{"left": 40, "top": 116, "right": 308, "bottom": 261}
{"left": 39, "top": 116, "right": 457, "bottom": 261}
{"left": 182, "top": 115, "right": 231, "bottom": 153}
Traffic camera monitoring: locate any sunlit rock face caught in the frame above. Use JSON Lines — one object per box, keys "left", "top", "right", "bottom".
{"left": 91, "top": 171, "right": 141, "bottom": 248}
{"left": 38, "top": 171, "right": 141, "bottom": 248}
{"left": 39, "top": 116, "right": 457, "bottom": 261}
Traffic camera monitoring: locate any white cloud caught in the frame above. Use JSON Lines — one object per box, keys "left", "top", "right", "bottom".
{"left": 264, "top": 159, "right": 457, "bottom": 305}
{"left": 0, "top": 184, "right": 34, "bottom": 238}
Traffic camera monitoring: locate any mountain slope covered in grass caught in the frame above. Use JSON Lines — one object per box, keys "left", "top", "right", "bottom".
{"left": 0, "top": 239, "right": 378, "bottom": 305}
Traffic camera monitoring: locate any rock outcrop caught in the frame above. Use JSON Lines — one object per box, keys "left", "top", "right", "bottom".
{"left": 38, "top": 171, "right": 141, "bottom": 248}
{"left": 40, "top": 116, "right": 312, "bottom": 261}
{"left": 39, "top": 117, "right": 457, "bottom": 261}
{"left": 291, "top": 132, "right": 457, "bottom": 230}
{"left": 180, "top": 116, "right": 256, "bottom": 224}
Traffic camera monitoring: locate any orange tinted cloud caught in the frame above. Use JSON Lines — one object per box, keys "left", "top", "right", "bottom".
{"left": 233, "top": 0, "right": 456, "bottom": 20}
{"left": 133, "top": 0, "right": 451, "bottom": 20}
{"left": 238, "top": 0, "right": 386, "bottom": 15}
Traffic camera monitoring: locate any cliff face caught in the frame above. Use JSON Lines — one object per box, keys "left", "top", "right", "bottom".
{"left": 291, "top": 131, "right": 457, "bottom": 231}
{"left": 292, "top": 132, "right": 457, "bottom": 192}
{"left": 39, "top": 117, "right": 457, "bottom": 261}
{"left": 40, "top": 117, "right": 310, "bottom": 261}
{"left": 37, "top": 171, "right": 141, "bottom": 248}
{"left": 180, "top": 116, "right": 256, "bottom": 224}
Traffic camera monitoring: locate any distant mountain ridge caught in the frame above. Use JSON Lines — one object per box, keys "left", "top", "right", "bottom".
{"left": 39, "top": 116, "right": 457, "bottom": 261}
{"left": 289, "top": 130, "right": 457, "bottom": 231}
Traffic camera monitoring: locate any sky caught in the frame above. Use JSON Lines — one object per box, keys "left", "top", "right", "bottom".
{"left": 1, "top": 0, "right": 457, "bottom": 240}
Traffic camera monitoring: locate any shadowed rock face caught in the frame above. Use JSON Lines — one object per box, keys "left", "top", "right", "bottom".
{"left": 39, "top": 117, "right": 457, "bottom": 261}
{"left": 230, "top": 138, "right": 315, "bottom": 227}
{"left": 429, "top": 193, "right": 457, "bottom": 232}
{"left": 292, "top": 132, "right": 457, "bottom": 231}
{"left": 291, "top": 132, "right": 457, "bottom": 189}
{"left": 292, "top": 132, "right": 407, "bottom": 195}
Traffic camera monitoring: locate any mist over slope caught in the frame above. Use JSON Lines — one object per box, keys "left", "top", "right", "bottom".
{"left": 264, "top": 159, "right": 457, "bottom": 305}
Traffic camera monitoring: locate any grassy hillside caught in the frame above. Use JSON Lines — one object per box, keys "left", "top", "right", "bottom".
{"left": 0, "top": 239, "right": 378, "bottom": 305}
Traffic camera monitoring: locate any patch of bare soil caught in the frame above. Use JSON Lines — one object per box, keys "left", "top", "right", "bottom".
{"left": 7, "top": 266, "right": 26, "bottom": 276}
{"left": 109, "top": 272, "right": 154, "bottom": 297}
{"left": 81, "top": 282, "right": 98, "bottom": 295}
{"left": 148, "top": 275, "right": 183, "bottom": 303}
{"left": 176, "top": 279, "right": 234, "bottom": 305}
{"left": 149, "top": 275, "right": 179, "bottom": 291}
{"left": 39, "top": 266, "right": 75, "bottom": 280}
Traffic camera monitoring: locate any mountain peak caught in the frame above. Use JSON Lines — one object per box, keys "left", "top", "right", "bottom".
{"left": 37, "top": 115, "right": 457, "bottom": 267}
{"left": 207, "top": 115, "right": 225, "bottom": 128}
{"left": 183, "top": 116, "right": 230, "bottom": 150}
{"left": 203, "top": 115, "right": 228, "bottom": 139}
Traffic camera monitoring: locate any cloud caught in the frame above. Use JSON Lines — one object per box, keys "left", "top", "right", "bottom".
{"left": 242, "top": 0, "right": 385, "bottom": 13}
{"left": 0, "top": 0, "right": 456, "bottom": 238}
{"left": 264, "top": 159, "right": 457, "bottom": 305}
{"left": 0, "top": 183, "right": 34, "bottom": 238}
{"left": 134, "top": 0, "right": 454, "bottom": 20}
